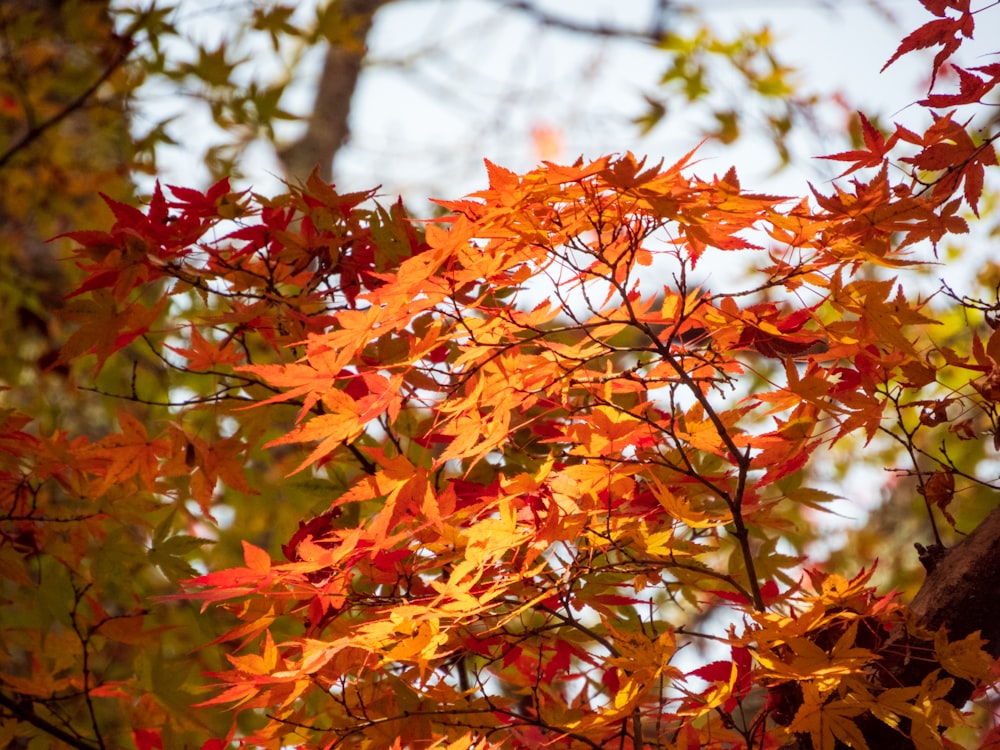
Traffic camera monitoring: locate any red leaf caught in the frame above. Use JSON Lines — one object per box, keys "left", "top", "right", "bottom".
{"left": 920, "top": 0, "right": 969, "bottom": 17}
{"left": 920, "top": 65, "right": 1000, "bottom": 107}
{"left": 689, "top": 659, "right": 734, "bottom": 684}
{"left": 282, "top": 508, "right": 341, "bottom": 561}
{"left": 759, "top": 579, "right": 781, "bottom": 606}
{"left": 101, "top": 192, "right": 148, "bottom": 228}
{"left": 168, "top": 178, "right": 236, "bottom": 218}
{"left": 708, "top": 589, "right": 753, "bottom": 605}
{"left": 133, "top": 729, "right": 164, "bottom": 750}
{"left": 882, "top": 12, "right": 971, "bottom": 87}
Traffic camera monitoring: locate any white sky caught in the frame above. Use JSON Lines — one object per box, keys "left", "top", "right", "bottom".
{"left": 336, "top": 0, "right": 936, "bottom": 200}
{"left": 138, "top": 0, "right": 972, "bottom": 203}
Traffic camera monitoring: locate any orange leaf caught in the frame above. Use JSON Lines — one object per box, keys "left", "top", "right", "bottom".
{"left": 242, "top": 541, "right": 271, "bottom": 575}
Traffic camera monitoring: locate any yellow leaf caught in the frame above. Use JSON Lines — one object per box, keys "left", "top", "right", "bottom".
{"left": 934, "top": 629, "right": 993, "bottom": 683}
{"left": 613, "top": 678, "right": 641, "bottom": 711}
{"left": 638, "top": 520, "right": 686, "bottom": 556}
{"left": 787, "top": 683, "right": 870, "bottom": 750}
{"left": 649, "top": 474, "right": 731, "bottom": 528}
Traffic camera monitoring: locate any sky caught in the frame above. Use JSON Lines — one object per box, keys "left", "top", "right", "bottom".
{"left": 139, "top": 0, "right": 955, "bottom": 203}
{"left": 334, "top": 0, "right": 935, "bottom": 200}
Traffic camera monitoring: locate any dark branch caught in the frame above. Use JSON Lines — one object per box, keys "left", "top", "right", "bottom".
{"left": 0, "top": 27, "right": 135, "bottom": 173}
{"left": 0, "top": 691, "right": 101, "bottom": 750}
{"left": 497, "top": 0, "right": 670, "bottom": 42}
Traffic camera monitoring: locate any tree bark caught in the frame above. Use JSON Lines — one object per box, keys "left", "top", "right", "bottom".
{"left": 278, "top": 0, "right": 393, "bottom": 182}
{"left": 779, "top": 504, "right": 1000, "bottom": 750}
{"left": 910, "top": 505, "right": 1000, "bottom": 651}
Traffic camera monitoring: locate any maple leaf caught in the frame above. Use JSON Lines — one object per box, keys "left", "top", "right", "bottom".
{"left": 920, "top": 469, "right": 956, "bottom": 527}
{"left": 882, "top": 2, "right": 974, "bottom": 88}
{"left": 0, "top": 410, "right": 38, "bottom": 463}
{"left": 649, "top": 474, "right": 732, "bottom": 528}
{"left": 920, "top": 64, "right": 1000, "bottom": 107}
{"left": 58, "top": 291, "right": 167, "bottom": 374}
{"left": 820, "top": 114, "right": 898, "bottom": 176}
{"left": 166, "top": 325, "right": 243, "bottom": 370}
{"left": 133, "top": 729, "right": 164, "bottom": 750}
{"left": 166, "top": 177, "right": 242, "bottom": 219}
{"left": 685, "top": 646, "right": 753, "bottom": 713}
{"left": 83, "top": 410, "right": 169, "bottom": 494}
{"left": 787, "top": 684, "right": 871, "bottom": 750}
{"left": 900, "top": 112, "right": 997, "bottom": 215}
{"left": 934, "top": 629, "right": 993, "bottom": 683}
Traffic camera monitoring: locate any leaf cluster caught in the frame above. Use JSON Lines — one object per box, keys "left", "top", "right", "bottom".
{"left": 2, "top": 2, "right": 1000, "bottom": 749}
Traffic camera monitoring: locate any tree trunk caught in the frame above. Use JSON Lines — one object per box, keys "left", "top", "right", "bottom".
{"left": 278, "top": 0, "right": 393, "bottom": 182}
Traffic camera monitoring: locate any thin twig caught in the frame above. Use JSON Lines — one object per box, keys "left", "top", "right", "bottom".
{"left": 0, "top": 691, "right": 100, "bottom": 750}
{"left": 0, "top": 23, "right": 137, "bottom": 172}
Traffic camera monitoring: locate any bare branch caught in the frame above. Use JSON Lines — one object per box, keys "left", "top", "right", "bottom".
{"left": 0, "top": 17, "right": 137, "bottom": 173}
{"left": 0, "top": 691, "right": 101, "bottom": 750}
{"left": 496, "top": 0, "right": 670, "bottom": 43}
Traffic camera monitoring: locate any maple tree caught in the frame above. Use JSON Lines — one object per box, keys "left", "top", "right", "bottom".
{"left": 3, "top": 2, "right": 1000, "bottom": 749}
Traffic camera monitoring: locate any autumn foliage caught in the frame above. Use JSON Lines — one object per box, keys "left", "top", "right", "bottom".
{"left": 3, "top": 2, "right": 1000, "bottom": 749}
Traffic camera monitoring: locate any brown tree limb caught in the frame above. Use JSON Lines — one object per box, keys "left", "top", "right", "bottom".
{"left": 0, "top": 19, "right": 135, "bottom": 173}
{"left": 496, "top": 0, "right": 670, "bottom": 42}
{"left": 779, "top": 503, "right": 1000, "bottom": 750}
{"left": 0, "top": 691, "right": 101, "bottom": 750}
{"left": 911, "top": 504, "right": 1000, "bottom": 658}
{"left": 277, "top": 0, "right": 676, "bottom": 182}
{"left": 858, "top": 507, "right": 1000, "bottom": 748}
{"left": 278, "top": 0, "right": 393, "bottom": 182}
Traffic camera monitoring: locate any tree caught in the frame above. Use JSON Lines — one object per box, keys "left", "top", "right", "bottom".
{"left": 0, "top": 3, "right": 853, "bottom": 748}
{"left": 2, "top": 3, "right": 1000, "bottom": 750}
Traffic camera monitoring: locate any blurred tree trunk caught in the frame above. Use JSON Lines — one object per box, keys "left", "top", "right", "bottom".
{"left": 279, "top": 0, "right": 393, "bottom": 181}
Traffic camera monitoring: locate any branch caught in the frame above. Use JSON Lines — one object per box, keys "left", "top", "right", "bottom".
{"left": 856, "top": 506, "right": 1000, "bottom": 749}
{"left": 0, "top": 25, "right": 135, "bottom": 173}
{"left": 0, "top": 691, "right": 100, "bottom": 750}
{"left": 279, "top": 0, "right": 675, "bottom": 181}
{"left": 496, "top": 0, "right": 669, "bottom": 42}
{"left": 777, "top": 504, "right": 1000, "bottom": 750}
{"left": 910, "top": 503, "right": 1000, "bottom": 659}
{"left": 70, "top": 586, "right": 106, "bottom": 750}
